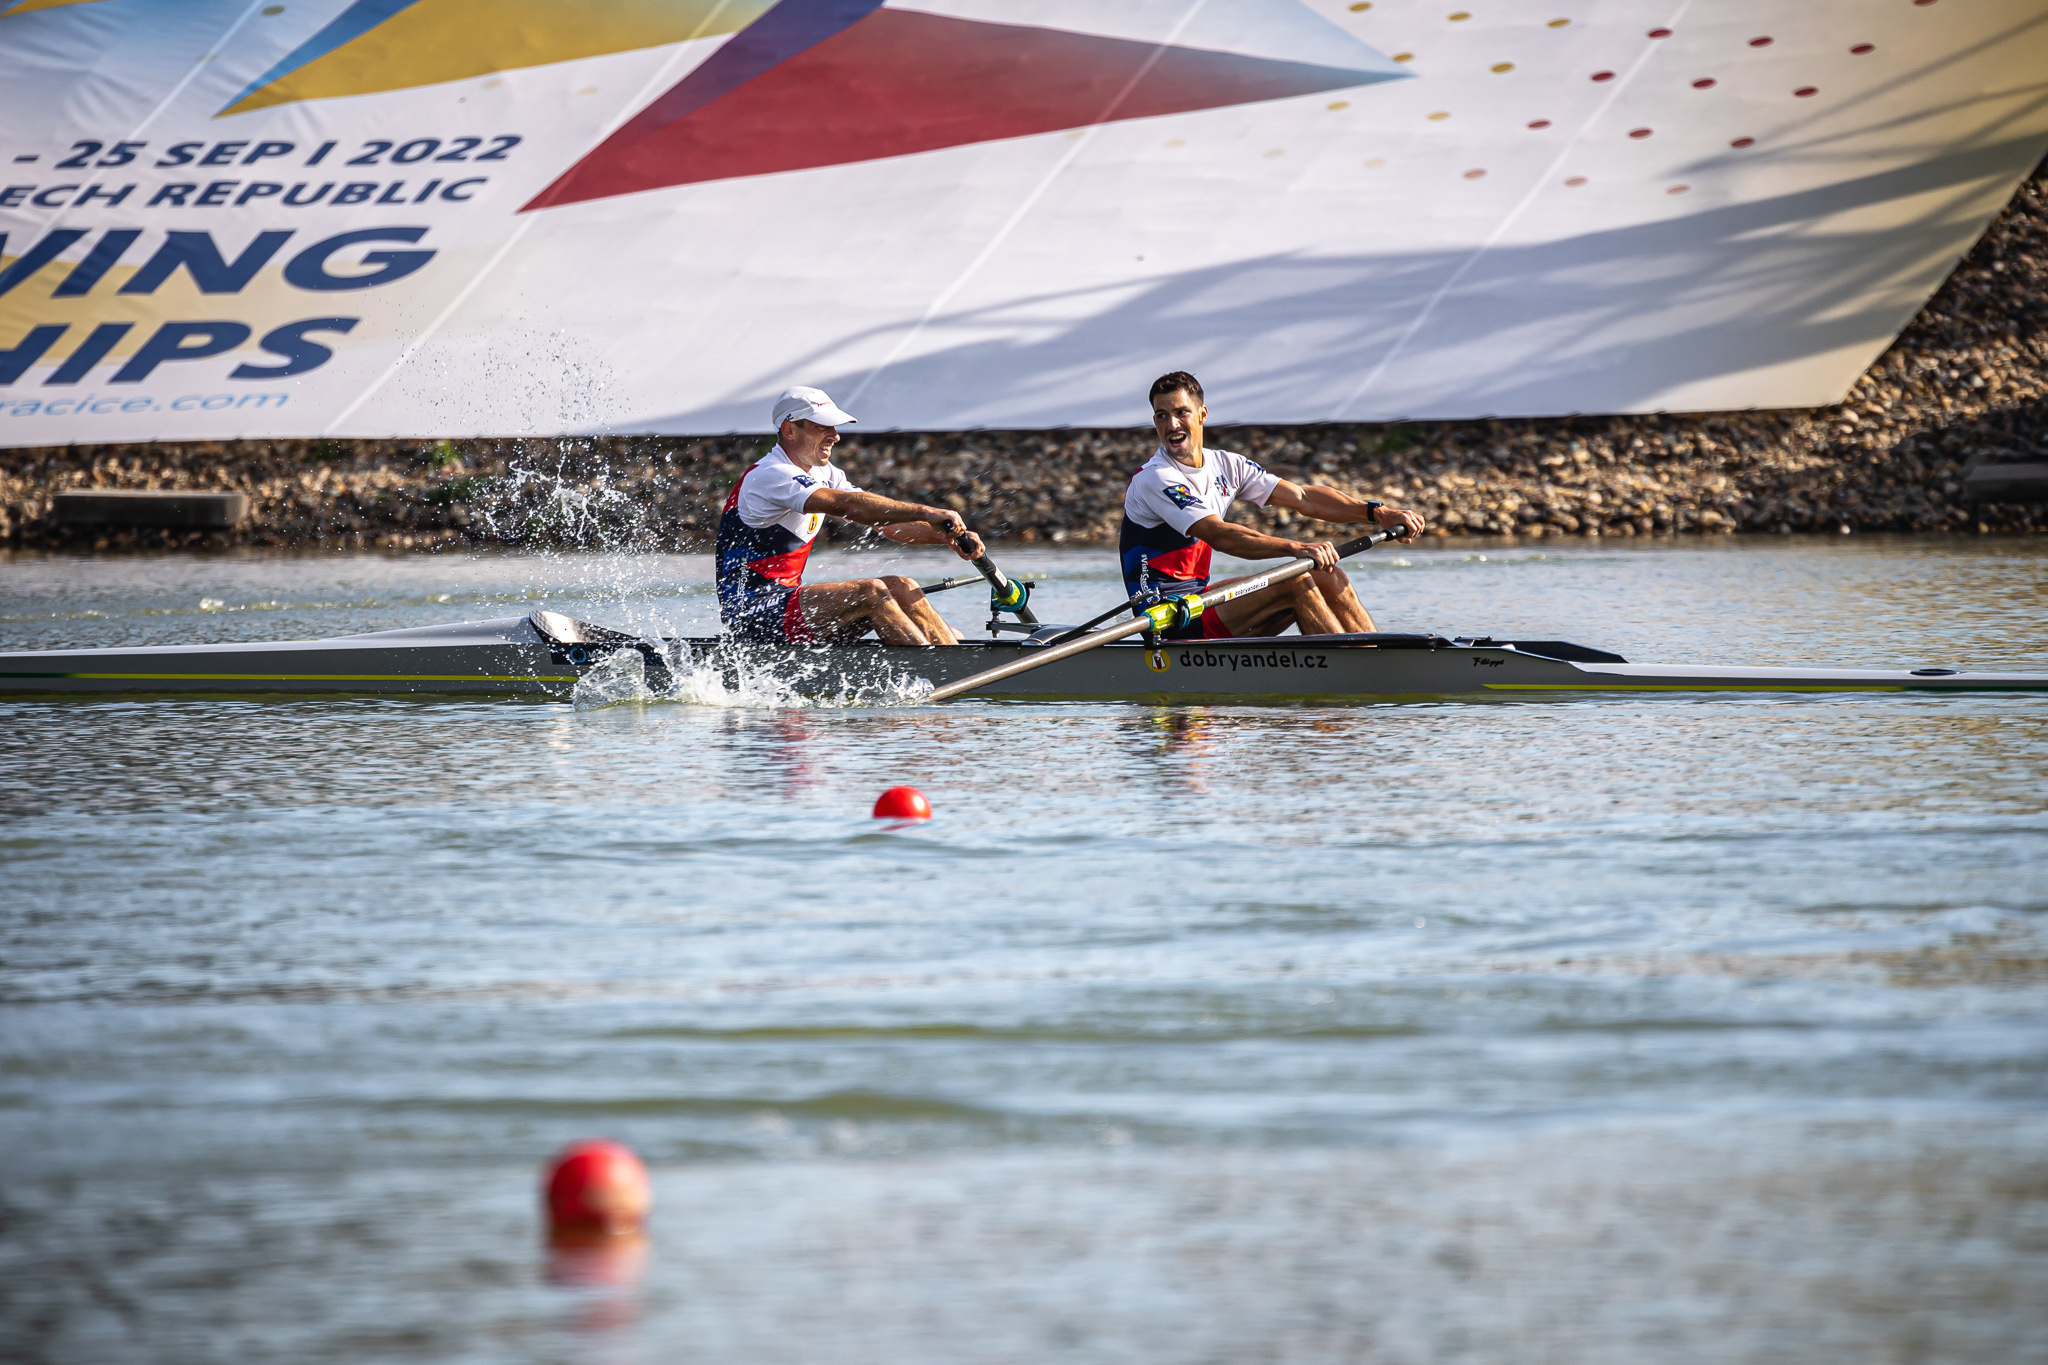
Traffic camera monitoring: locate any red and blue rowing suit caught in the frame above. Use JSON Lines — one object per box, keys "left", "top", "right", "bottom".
{"left": 716, "top": 445, "right": 857, "bottom": 643}
{"left": 1119, "top": 446, "right": 1280, "bottom": 640}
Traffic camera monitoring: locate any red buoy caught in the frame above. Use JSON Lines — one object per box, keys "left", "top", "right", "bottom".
{"left": 872, "top": 785, "right": 932, "bottom": 820}
{"left": 544, "top": 1140, "right": 651, "bottom": 1234}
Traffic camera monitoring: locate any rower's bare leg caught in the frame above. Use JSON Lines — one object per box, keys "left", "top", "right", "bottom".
{"left": 1280, "top": 575, "right": 1347, "bottom": 635}
{"left": 1211, "top": 568, "right": 1371, "bottom": 637}
{"left": 794, "top": 580, "right": 930, "bottom": 645}
{"left": 881, "top": 575, "right": 961, "bottom": 645}
{"left": 1305, "top": 564, "right": 1375, "bottom": 633}
{"left": 1211, "top": 577, "right": 1303, "bottom": 636}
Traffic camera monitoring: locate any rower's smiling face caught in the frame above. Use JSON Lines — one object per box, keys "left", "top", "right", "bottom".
{"left": 778, "top": 417, "right": 839, "bottom": 468}
{"left": 1151, "top": 389, "right": 1206, "bottom": 461}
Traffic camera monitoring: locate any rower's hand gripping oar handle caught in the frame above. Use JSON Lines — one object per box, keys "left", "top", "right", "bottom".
{"left": 926, "top": 527, "right": 1400, "bottom": 702}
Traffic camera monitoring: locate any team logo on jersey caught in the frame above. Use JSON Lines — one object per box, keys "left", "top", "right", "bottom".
{"left": 1162, "top": 484, "right": 1201, "bottom": 511}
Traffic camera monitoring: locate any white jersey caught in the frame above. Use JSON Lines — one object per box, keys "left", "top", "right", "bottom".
{"left": 731, "top": 444, "right": 858, "bottom": 545}
{"left": 1119, "top": 446, "right": 1280, "bottom": 595}
{"left": 1123, "top": 446, "right": 1279, "bottom": 536}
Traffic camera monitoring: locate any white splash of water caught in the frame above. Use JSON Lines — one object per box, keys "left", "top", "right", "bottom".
{"left": 677, "top": 643, "right": 935, "bottom": 710}
{"left": 573, "top": 638, "right": 936, "bottom": 711}
{"left": 571, "top": 647, "right": 655, "bottom": 709}
{"left": 459, "top": 451, "right": 945, "bottom": 710}
{"left": 451, "top": 444, "right": 719, "bottom": 642}
{"left": 662, "top": 642, "right": 816, "bottom": 709}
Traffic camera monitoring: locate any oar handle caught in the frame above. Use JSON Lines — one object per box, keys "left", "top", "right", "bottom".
{"left": 927, "top": 526, "right": 1400, "bottom": 702}
{"left": 1322, "top": 527, "right": 1404, "bottom": 562}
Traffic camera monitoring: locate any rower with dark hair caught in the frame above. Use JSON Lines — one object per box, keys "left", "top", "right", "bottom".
{"left": 1120, "top": 371, "right": 1423, "bottom": 638}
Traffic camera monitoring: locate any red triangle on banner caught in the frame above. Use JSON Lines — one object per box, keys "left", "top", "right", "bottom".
{"left": 525, "top": 9, "right": 1390, "bottom": 209}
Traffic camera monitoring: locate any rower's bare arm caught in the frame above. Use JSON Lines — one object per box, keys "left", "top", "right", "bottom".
{"left": 878, "top": 521, "right": 985, "bottom": 559}
{"left": 1186, "top": 514, "right": 1341, "bottom": 571}
{"left": 805, "top": 487, "right": 981, "bottom": 559}
{"left": 807, "top": 487, "right": 962, "bottom": 533}
{"left": 1266, "top": 481, "right": 1424, "bottom": 538}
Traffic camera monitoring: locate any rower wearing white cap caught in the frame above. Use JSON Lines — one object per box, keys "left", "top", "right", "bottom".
{"left": 715, "top": 385, "right": 984, "bottom": 646}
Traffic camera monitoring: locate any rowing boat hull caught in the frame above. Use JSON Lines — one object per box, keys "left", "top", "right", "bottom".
{"left": 0, "top": 617, "right": 577, "bottom": 696}
{"left": 3, "top": 616, "right": 2043, "bottom": 699}
{"left": 710, "top": 636, "right": 2048, "bottom": 699}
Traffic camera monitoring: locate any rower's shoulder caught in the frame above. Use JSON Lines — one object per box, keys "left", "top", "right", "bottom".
{"left": 1126, "top": 449, "right": 1175, "bottom": 484}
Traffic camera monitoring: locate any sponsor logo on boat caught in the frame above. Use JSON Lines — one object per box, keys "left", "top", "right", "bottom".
{"left": 1176, "top": 650, "right": 1330, "bottom": 672}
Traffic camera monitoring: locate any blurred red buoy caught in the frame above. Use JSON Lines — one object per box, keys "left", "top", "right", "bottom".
{"left": 873, "top": 785, "right": 932, "bottom": 820}
{"left": 545, "top": 1140, "right": 651, "bottom": 1234}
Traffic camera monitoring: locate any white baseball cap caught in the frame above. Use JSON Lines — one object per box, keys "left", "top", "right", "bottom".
{"left": 772, "top": 385, "right": 856, "bottom": 428}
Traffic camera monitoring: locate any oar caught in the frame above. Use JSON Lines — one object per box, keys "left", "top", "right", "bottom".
{"left": 925, "top": 527, "right": 1402, "bottom": 703}
{"left": 952, "top": 540, "right": 1037, "bottom": 624}
{"left": 1045, "top": 528, "right": 1415, "bottom": 645}
{"left": 1042, "top": 592, "right": 1149, "bottom": 646}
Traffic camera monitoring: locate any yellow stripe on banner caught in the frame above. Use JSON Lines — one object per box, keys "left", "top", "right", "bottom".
{"left": 0, "top": 0, "right": 117, "bottom": 17}
{"left": 222, "top": 0, "right": 774, "bottom": 115}
{"left": 1483, "top": 683, "right": 1907, "bottom": 693}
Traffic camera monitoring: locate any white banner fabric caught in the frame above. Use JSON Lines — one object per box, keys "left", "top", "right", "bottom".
{"left": 1, "top": 0, "right": 2045, "bottom": 447}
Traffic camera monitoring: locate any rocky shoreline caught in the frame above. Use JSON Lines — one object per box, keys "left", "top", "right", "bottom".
{"left": 5, "top": 171, "right": 2044, "bottom": 554}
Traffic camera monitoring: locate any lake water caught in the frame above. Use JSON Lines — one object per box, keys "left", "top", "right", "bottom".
{"left": 2, "top": 536, "right": 2045, "bottom": 1364}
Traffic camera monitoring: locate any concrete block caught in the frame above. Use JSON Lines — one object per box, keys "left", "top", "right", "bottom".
{"left": 1961, "top": 462, "right": 2048, "bottom": 504}
{"left": 54, "top": 489, "right": 249, "bottom": 529}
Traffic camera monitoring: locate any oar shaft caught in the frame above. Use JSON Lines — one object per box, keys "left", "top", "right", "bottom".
{"left": 1042, "top": 550, "right": 1350, "bottom": 646}
{"left": 927, "top": 606, "right": 1156, "bottom": 701}
{"left": 927, "top": 528, "right": 1397, "bottom": 702}
{"left": 958, "top": 544, "right": 1038, "bottom": 623}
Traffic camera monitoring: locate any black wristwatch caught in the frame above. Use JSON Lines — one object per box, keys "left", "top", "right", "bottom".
{"left": 1364, "top": 500, "right": 1385, "bottom": 520}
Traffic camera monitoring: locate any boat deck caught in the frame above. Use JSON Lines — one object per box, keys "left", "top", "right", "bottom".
{"left": 2, "top": 612, "right": 2043, "bottom": 699}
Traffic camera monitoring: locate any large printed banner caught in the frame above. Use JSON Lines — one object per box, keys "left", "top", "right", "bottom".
{"left": 1, "top": 0, "right": 2045, "bottom": 447}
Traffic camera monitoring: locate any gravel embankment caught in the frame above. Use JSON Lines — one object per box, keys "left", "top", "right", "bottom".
{"left": 4, "top": 168, "right": 2043, "bottom": 552}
